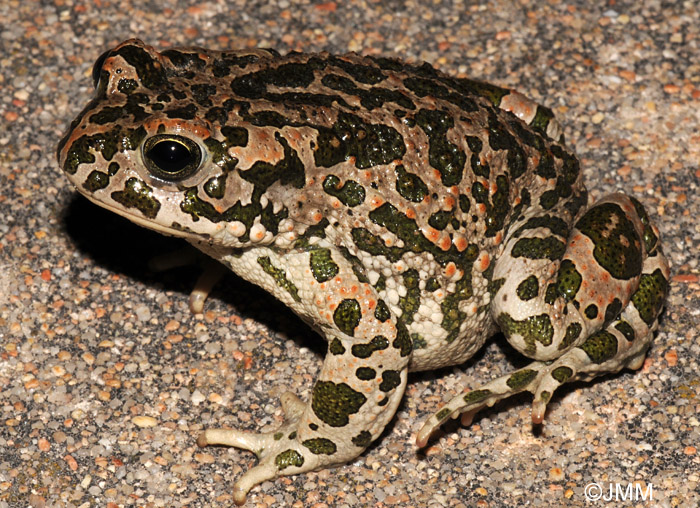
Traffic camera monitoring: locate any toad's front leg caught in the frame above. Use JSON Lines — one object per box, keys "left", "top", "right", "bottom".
{"left": 196, "top": 247, "right": 411, "bottom": 505}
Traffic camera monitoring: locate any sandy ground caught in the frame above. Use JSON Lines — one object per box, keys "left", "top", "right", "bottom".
{"left": 1, "top": 1, "right": 698, "bottom": 506}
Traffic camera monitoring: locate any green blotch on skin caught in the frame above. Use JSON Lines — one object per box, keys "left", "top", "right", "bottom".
{"left": 241, "top": 134, "right": 306, "bottom": 190}
{"left": 426, "top": 278, "right": 440, "bottom": 292}
{"left": 584, "top": 304, "right": 598, "bottom": 320}
{"left": 273, "top": 432, "right": 283, "bottom": 441}
{"left": 551, "top": 366, "right": 574, "bottom": 383}
{"left": 62, "top": 126, "right": 147, "bottom": 175}
{"left": 296, "top": 218, "right": 329, "bottom": 243}
{"left": 309, "top": 248, "right": 339, "bottom": 282}
{"left": 203, "top": 176, "right": 226, "bottom": 199}
{"left": 393, "top": 323, "right": 412, "bottom": 357}
{"left": 506, "top": 369, "right": 538, "bottom": 390}
{"left": 333, "top": 299, "right": 361, "bottom": 337}
{"left": 165, "top": 103, "right": 197, "bottom": 120}
{"left": 113, "top": 43, "right": 168, "bottom": 89}
{"left": 435, "top": 408, "right": 452, "bottom": 422}
{"left": 558, "top": 322, "right": 582, "bottom": 351}
{"left": 351, "top": 226, "right": 405, "bottom": 263}
{"left": 275, "top": 449, "right": 304, "bottom": 470}
{"left": 463, "top": 389, "right": 491, "bottom": 406}
{"left": 466, "top": 135, "right": 489, "bottom": 178}
{"left": 604, "top": 298, "right": 623, "bottom": 325}
{"left": 288, "top": 431, "right": 296, "bottom": 440}
{"left": 190, "top": 82, "right": 217, "bottom": 107}
{"left": 555, "top": 259, "right": 582, "bottom": 303}
{"left": 351, "top": 335, "right": 389, "bottom": 359}
{"left": 314, "top": 111, "right": 406, "bottom": 169}
{"left": 357, "top": 202, "right": 481, "bottom": 270}
{"left": 614, "top": 320, "right": 636, "bottom": 342}
{"left": 484, "top": 175, "right": 510, "bottom": 237}
{"left": 230, "top": 60, "right": 320, "bottom": 98}
{"left": 630, "top": 196, "right": 659, "bottom": 253}
{"left": 631, "top": 268, "right": 669, "bottom": 326}
{"left": 395, "top": 165, "right": 428, "bottom": 203}
{"left": 355, "top": 367, "right": 376, "bottom": 380}
{"left": 511, "top": 187, "right": 531, "bottom": 221}
{"left": 202, "top": 137, "right": 238, "bottom": 174}
{"left": 452, "top": 77, "right": 509, "bottom": 108}
{"left": 535, "top": 149, "right": 556, "bottom": 179}
{"left": 539, "top": 189, "right": 560, "bottom": 210}
{"left": 486, "top": 111, "right": 527, "bottom": 179}
{"left": 579, "top": 330, "right": 618, "bottom": 364}
{"left": 576, "top": 202, "right": 642, "bottom": 280}
{"left": 311, "top": 381, "right": 367, "bottom": 427}
{"left": 411, "top": 333, "right": 426, "bottom": 349}
{"left": 111, "top": 177, "right": 161, "bottom": 219}
{"left": 117, "top": 78, "right": 138, "bottom": 94}
{"left": 398, "top": 269, "right": 420, "bottom": 325}
{"left": 564, "top": 188, "right": 587, "bottom": 220}
{"left": 428, "top": 211, "right": 452, "bottom": 231}
{"left": 221, "top": 125, "right": 249, "bottom": 146}
{"left": 471, "top": 181, "right": 488, "bottom": 203}
{"left": 302, "top": 438, "right": 337, "bottom": 455}
{"left": 321, "top": 71, "right": 413, "bottom": 111}
{"left": 516, "top": 275, "right": 539, "bottom": 301}
{"left": 351, "top": 430, "right": 372, "bottom": 448}
{"left": 322, "top": 174, "right": 366, "bottom": 207}
{"left": 512, "top": 215, "right": 570, "bottom": 239}
{"left": 374, "top": 300, "right": 391, "bottom": 322}
{"left": 402, "top": 74, "right": 481, "bottom": 113}
{"left": 489, "top": 277, "right": 506, "bottom": 298}
{"left": 257, "top": 256, "right": 301, "bottom": 302}
{"left": 414, "top": 108, "right": 466, "bottom": 186}
{"left": 379, "top": 370, "right": 402, "bottom": 392}
{"left": 374, "top": 274, "right": 386, "bottom": 291}
{"left": 544, "top": 283, "right": 559, "bottom": 306}
{"left": 498, "top": 313, "right": 554, "bottom": 356}
{"left": 83, "top": 170, "right": 111, "bottom": 191}
{"left": 531, "top": 105, "right": 560, "bottom": 141}
{"left": 459, "top": 193, "right": 471, "bottom": 213}
{"left": 327, "top": 57, "right": 386, "bottom": 84}
{"left": 511, "top": 236, "right": 566, "bottom": 261}
{"left": 329, "top": 338, "right": 345, "bottom": 355}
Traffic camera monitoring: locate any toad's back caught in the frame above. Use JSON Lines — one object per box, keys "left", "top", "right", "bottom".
{"left": 58, "top": 39, "right": 668, "bottom": 505}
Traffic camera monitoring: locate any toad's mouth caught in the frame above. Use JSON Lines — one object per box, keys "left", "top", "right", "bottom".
{"left": 79, "top": 191, "right": 198, "bottom": 241}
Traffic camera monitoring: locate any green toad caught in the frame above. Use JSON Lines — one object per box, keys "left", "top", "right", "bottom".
{"left": 58, "top": 39, "right": 670, "bottom": 504}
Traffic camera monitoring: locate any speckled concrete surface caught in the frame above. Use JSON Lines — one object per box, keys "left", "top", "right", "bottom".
{"left": 1, "top": 1, "right": 698, "bottom": 507}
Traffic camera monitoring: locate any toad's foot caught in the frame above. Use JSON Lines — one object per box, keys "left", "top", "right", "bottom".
{"left": 197, "top": 392, "right": 308, "bottom": 505}
{"left": 416, "top": 340, "right": 646, "bottom": 448}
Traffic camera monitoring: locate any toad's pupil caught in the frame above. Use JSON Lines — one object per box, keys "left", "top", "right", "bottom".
{"left": 148, "top": 140, "right": 193, "bottom": 174}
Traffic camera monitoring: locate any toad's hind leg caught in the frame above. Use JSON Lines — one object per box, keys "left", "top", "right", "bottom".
{"left": 196, "top": 247, "right": 412, "bottom": 505}
{"left": 417, "top": 194, "right": 669, "bottom": 446}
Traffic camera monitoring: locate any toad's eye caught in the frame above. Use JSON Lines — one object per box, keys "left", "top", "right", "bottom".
{"left": 143, "top": 135, "right": 202, "bottom": 181}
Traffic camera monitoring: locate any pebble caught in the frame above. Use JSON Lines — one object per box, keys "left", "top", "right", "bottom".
{"left": 133, "top": 416, "right": 159, "bottom": 428}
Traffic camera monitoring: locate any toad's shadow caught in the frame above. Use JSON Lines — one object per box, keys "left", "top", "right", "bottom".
{"left": 62, "top": 193, "right": 323, "bottom": 355}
